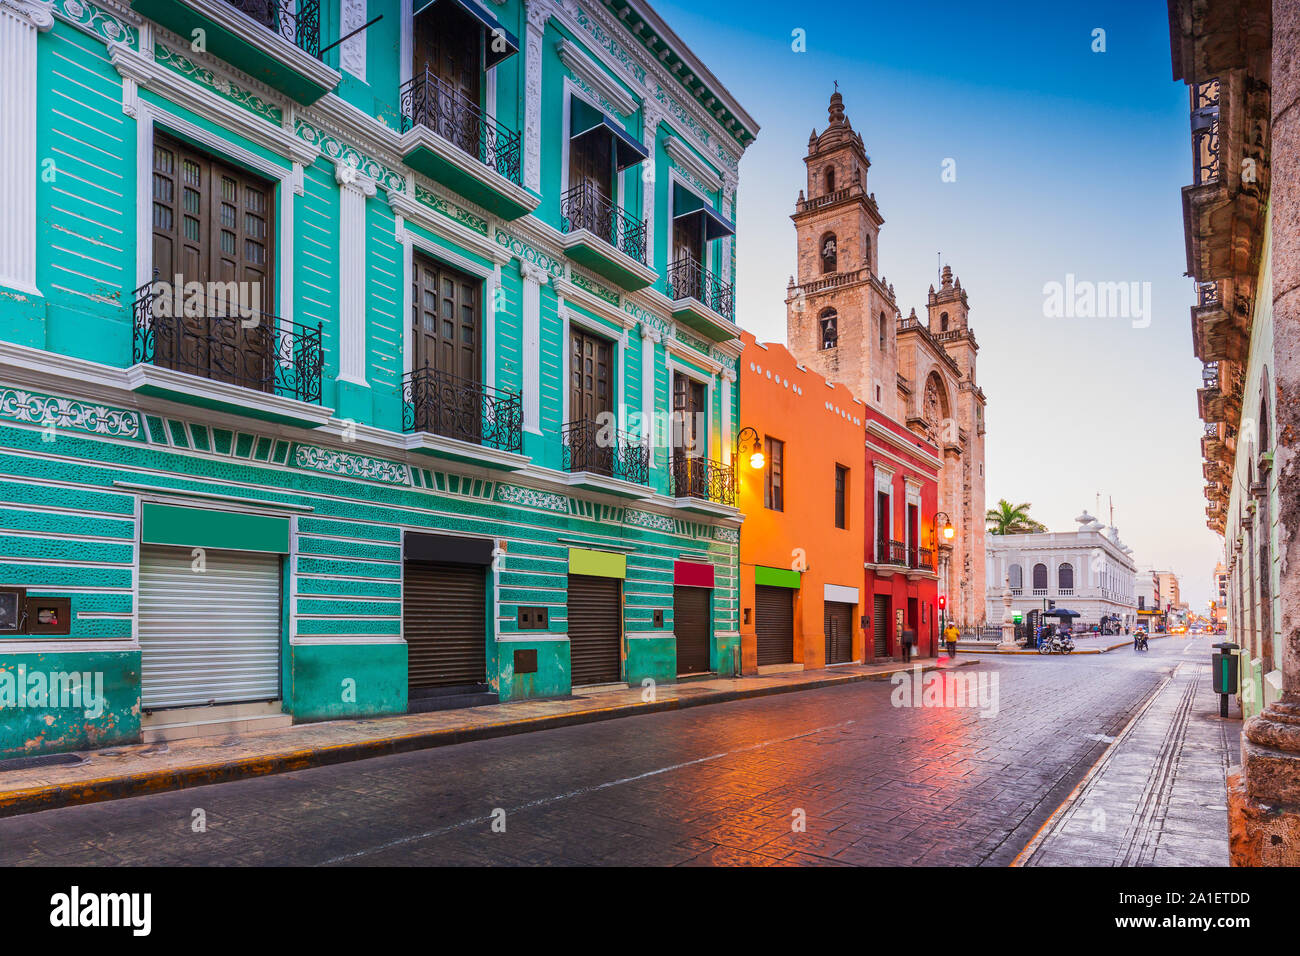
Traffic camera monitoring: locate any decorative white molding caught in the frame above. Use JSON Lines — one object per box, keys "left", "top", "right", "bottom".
{"left": 522, "top": 0, "right": 550, "bottom": 193}
{"left": 520, "top": 261, "right": 546, "bottom": 435}
{"left": 556, "top": 37, "right": 638, "bottom": 115}
{"left": 340, "top": 0, "right": 367, "bottom": 82}
{"left": 0, "top": 0, "right": 53, "bottom": 297}
{"left": 664, "top": 135, "right": 722, "bottom": 193}
{"left": 336, "top": 162, "right": 377, "bottom": 388}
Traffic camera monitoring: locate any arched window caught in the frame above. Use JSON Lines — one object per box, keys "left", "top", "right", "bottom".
{"left": 1260, "top": 372, "right": 1271, "bottom": 453}
{"left": 1009, "top": 564, "right": 1023, "bottom": 590}
{"left": 940, "top": 311, "right": 949, "bottom": 332}
{"left": 824, "top": 166, "right": 835, "bottom": 194}
{"left": 879, "top": 311, "right": 887, "bottom": 348}
{"left": 863, "top": 233, "right": 872, "bottom": 271}
{"left": 820, "top": 232, "right": 837, "bottom": 273}
{"left": 819, "top": 308, "right": 838, "bottom": 350}
{"left": 1058, "top": 563, "right": 1074, "bottom": 592}
{"left": 1032, "top": 563, "right": 1048, "bottom": 591}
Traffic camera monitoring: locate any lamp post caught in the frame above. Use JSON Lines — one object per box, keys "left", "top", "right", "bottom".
{"left": 735, "top": 426, "right": 765, "bottom": 470}
{"left": 932, "top": 511, "right": 954, "bottom": 636}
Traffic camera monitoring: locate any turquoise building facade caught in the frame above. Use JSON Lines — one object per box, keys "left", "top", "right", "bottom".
{"left": 0, "top": 0, "right": 758, "bottom": 756}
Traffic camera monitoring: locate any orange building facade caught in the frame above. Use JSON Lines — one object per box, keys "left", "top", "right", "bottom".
{"left": 737, "top": 330, "right": 942, "bottom": 672}
{"left": 736, "top": 332, "right": 865, "bottom": 673}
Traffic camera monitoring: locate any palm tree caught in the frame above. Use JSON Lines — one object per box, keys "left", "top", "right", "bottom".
{"left": 986, "top": 499, "right": 1048, "bottom": 535}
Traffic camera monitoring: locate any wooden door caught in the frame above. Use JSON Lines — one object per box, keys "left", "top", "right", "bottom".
{"left": 412, "top": 253, "right": 480, "bottom": 383}
{"left": 570, "top": 130, "right": 613, "bottom": 201}
{"left": 151, "top": 134, "right": 274, "bottom": 391}
{"left": 570, "top": 328, "right": 613, "bottom": 423}
{"left": 413, "top": 1, "right": 481, "bottom": 155}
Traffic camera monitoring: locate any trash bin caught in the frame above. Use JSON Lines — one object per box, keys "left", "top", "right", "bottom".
{"left": 1211, "top": 642, "right": 1240, "bottom": 718}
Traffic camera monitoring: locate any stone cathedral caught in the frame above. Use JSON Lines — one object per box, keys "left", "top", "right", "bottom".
{"left": 785, "top": 91, "right": 989, "bottom": 625}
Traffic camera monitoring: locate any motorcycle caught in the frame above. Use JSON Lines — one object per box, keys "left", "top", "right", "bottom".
{"left": 1133, "top": 630, "right": 1149, "bottom": 651}
{"left": 1037, "top": 631, "right": 1075, "bottom": 654}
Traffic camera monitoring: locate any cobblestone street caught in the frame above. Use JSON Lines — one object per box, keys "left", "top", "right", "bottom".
{"left": 0, "top": 636, "right": 1232, "bottom": 866}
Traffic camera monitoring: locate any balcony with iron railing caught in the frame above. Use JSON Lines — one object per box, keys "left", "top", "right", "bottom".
{"left": 1191, "top": 78, "right": 1221, "bottom": 187}
{"left": 397, "top": 67, "right": 534, "bottom": 220}
{"left": 128, "top": 277, "right": 328, "bottom": 427}
{"left": 132, "top": 0, "right": 339, "bottom": 103}
{"left": 665, "top": 256, "right": 736, "bottom": 341}
{"left": 401, "top": 366, "right": 523, "bottom": 463}
{"left": 558, "top": 182, "right": 653, "bottom": 291}
{"left": 561, "top": 418, "right": 650, "bottom": 492}
{"left": 669, "top": 455, "right": 737, "bottom": 509}
{"left": 874, "top": 539, "right": 908, "bottom": 568}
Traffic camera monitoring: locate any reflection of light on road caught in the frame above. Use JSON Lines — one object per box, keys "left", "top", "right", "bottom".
{"left": 322, "top": 718, "right": 857, "bottom": 865}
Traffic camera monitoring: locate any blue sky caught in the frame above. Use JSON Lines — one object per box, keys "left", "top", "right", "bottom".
{"left": 651, "top": 0, "right": 1220, "bottom": 610}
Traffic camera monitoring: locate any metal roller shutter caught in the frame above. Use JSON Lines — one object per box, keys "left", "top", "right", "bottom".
{"left": 567, "top": 574, "right": 622, "bottom": 685}
{"left": 404, "top": 560, "right": 487, "bottom": 690}
{"left": 755, "top": 584, "right": 794, "bottom": 666}
{"left": 873, "top": 594, "right": 890, "bottom": 656}
{"left": 139, "top": 544, "right": 282, "bottom": 709}
{"left": 673, "top": 586, "right": 711, "bottom": 675}
{"left": 825, "top": 600, "right": 855, "bottom": 664}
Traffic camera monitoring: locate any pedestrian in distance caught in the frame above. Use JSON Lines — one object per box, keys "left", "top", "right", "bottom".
{"left": 944, "top": 622, "right": 959, "bottom": 659}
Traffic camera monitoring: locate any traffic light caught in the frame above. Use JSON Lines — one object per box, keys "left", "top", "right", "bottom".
{"left": 938, "top": 595, "right": 946, "bottom": 610}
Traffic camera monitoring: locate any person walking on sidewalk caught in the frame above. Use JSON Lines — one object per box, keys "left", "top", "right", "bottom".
{"left": 944, "top": 622, "right": 959, "bottom": 659}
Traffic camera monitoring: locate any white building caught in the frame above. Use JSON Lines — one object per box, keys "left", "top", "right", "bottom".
{"left": 985, "top": 512, "right": 1139, "bottom": 630}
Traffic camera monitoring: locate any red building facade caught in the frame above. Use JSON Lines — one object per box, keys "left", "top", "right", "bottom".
{"left": 863, "top": 410, "right": 942, "bottom": 659}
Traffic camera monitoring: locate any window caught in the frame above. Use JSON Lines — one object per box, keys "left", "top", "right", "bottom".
{"left": 764, "top": 437, "right": 784, "bottom": 511}
{"left": 863, "top": 233, "right": 871, "bottom": 271}
{"left": 879, "top": 311, "right": 887, "bottom": 348}
{"left": 940, "top": 311, "right": 949, "bottom": 331}
{"left": 1058, "top": 563, "right": 1074, "bottom": 592}
{"left": 820, "top": 232, "right": 837, "bottom": 273}
{"left": 834, "top": 465, "right": 848, "bottom": 529}
{"left": 1032, "top": 563, "right": 1048, "bottom": 591}
{"left": 819, "top": 308, "right": 838, "bottom": 349}
{"left": 1009, "top": 564, "right": 1023, "bottom": 589}
{"left": 824, "top": 166, "right": 835, "bottom": 193}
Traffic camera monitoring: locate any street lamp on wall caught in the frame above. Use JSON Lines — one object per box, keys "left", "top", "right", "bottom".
{"left": 736, "top": 426, "right": 765, "bottom": 470}
{"left": 933, "top": 511, "right": 954, "bottom": 544}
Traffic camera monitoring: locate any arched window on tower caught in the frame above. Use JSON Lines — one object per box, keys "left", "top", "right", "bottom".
{"left": 819, "top": 308, "right": 838, "bottom": 350}
{"left": 1058, "top": 563, "right": 1074, "bottom": 594}
{"left": 863, "top": 233, "right": 872, "bottom": 272}
{"left": 879, "top": 311, "right": 887, "bottom": 348}
{"left": 820, "top": 232, "right": 837, "bottom": 274}
{"left": 824, "top": 166, "right": 835, "bottom": 194}
{"left": 940, "top": 311, "right": 950, "bottom": 332}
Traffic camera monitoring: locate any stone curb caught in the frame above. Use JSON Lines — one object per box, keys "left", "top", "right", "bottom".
{"left": 0, "top": 659, "right": 981, "bottom": 819}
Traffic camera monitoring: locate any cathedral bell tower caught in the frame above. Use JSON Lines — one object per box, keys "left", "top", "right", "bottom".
{"left": 785, "top": 90, "right": 898, "bottom": 413}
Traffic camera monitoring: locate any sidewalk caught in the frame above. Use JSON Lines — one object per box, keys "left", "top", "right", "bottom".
{"left": 0, "top": 657, "right": 975, "bottom": 819}
{"left": 1013, "top": 657, "right": 1236, "bottom": 866}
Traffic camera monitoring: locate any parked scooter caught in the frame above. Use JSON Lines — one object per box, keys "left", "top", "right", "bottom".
{"left": 1037, "top": 630, "right": 1075, "bottom": 654}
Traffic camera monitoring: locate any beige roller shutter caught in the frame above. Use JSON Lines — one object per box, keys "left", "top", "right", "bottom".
{"left": 139, "top": 544, "right": 282, "bottom": 708}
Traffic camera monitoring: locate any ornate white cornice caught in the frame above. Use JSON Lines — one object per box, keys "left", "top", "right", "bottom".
{"left": 556, "top": 37, "right": 638, "bottom": 115}
{"left": 334, "top": 161, "right": 377, "bottom": 197}
{"left": 520, "top": 260, "right": 551, "bottom": 284}
{"left": 2, "top": 0, "right": 54, "bottom": 30}
{"left": 664, "top": 135, "right": 722, "bottom": 192}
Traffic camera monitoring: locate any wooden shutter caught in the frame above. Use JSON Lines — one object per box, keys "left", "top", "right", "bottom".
{"left": 412, "top": 252, "right": 480, "bottom": 382}
{"left": 404, "top": 560, "right": 487, "bottom": 690}
{"left": 872, "top": 594, "right": 889, "bottom": 656}
{"left": 765, "top": 437, "right": 784, "bottom": 511}
{"left": 567, "top": 574, "right": 622, "bottom": 685}
{"left": 754, "top": 584, "right": 794, "bottom": 666}
{"left": 673, "top": 585, "right": 711, "bottom": 675}
{"left": 569, "top": 328, "right": 613, "bottom": 422}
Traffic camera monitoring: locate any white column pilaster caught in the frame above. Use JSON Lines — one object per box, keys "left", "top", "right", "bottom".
{"left": 642, "top": 108, "right": 662, "bottom": 267}
{"left": 720, "top": 366, "right": 735, "bottom": 465}
{"left": 335, "top": 164, "right": 376, "bottom": 388}
{"left": 640, "top": 323, "right": 660, "bottom": 468}
{"left": 523, "top": 2, "right": 551, "bottom": 193}
{"left": 520, "top": 261, "right": 548, "bottom": 433}
{"left": 0, "top": 0, "right": 53, "bottom": 298}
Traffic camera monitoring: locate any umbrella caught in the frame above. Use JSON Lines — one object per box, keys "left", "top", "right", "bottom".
{"left": 1042, "top": 608, "right": 1081, "bottom": 618}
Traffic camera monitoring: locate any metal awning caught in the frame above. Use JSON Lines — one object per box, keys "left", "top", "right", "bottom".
{"left": 413, "top": 0, "right": 520, "bottom": 68}
{"left": 672, "top": 182, "right": 734, "bottom": 241}
{"left": 570, "top": 98, "right": 648, "bottom": 171}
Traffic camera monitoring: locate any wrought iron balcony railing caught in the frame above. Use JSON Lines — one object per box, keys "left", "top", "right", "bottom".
{"left": 223, "top": 0, "right": 322, "bottom": 59}
{"left": 399, "top": 68, "right": 522, "bottom": 186}
{"left": 915, "top": 547, "right": 935, "bottom": 572}
{"left": 666, "top": 256, "right": 735, "bottom": 322}
{"left": 875, "top": 539, "right": 908, "bottom": 567}
{"left": 132, "top": 278, "right": 322, "bottom": 404}
{"left": 669, "top": 455, "right": 736, "bottom": 506}
{"left": 1191, "top": 78, "right": 1220, "bottom": 186}
{"left": 1202, "top": 362, "right": 1220, "bottom": 389}
{"left": 562, "top": 418, "right": 650, "bottom": 485}
{"left": 560, "top": 182, "right": 647, "bottom": 265}
{"left": 402, "top": 366, "right": 522, "bottom": 452}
